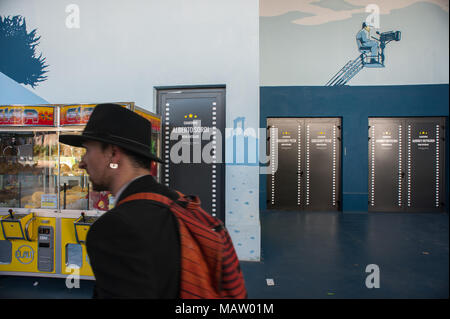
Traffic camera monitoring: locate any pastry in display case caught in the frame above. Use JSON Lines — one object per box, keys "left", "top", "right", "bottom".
{"left": 0, "top": 131, "right": 58, "bottom": 208}
{"left": 58, "top": 142, "right": 90, "bottom": 210}
{"left": 59, "top": 142, "right": 97, "bottom": 211}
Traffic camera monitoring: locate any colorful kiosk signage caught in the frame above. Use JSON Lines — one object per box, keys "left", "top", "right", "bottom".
{"left": 60, "top": 105, "right": 95, "bottom": 126}
{"left": 0, "top": 106, "right": 55, "bottom": 126}
{"left": 59, "top": 103, "right": 131, "bottom": 126}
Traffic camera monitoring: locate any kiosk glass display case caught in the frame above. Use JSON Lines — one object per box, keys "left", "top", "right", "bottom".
{"left": 0, "top": 131, "right": 59, "bottom": 209}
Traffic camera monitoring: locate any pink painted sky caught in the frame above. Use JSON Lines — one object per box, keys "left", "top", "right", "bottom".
{"left": 260, "top": 0, "right": 449, "bottom": 25}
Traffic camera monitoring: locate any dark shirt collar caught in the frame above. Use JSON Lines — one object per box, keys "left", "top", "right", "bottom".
{"left": 115, "top": 174, "right": 179, "bottom": 205}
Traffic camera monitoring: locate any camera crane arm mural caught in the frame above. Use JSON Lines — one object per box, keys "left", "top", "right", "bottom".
{"left": 326, "top": 26, "right": 401, "bottom": 87}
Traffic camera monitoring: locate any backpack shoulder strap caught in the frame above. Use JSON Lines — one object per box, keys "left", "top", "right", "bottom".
{"left": 117, "top": 192, "right": 211, "bottom": 229}
{"left": 117, "top": 192, "right": 176, "bottom": 208}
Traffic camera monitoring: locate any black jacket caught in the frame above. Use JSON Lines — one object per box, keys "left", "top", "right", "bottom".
{"left": 86, "top": 175, "right": 181, "bottom": 298}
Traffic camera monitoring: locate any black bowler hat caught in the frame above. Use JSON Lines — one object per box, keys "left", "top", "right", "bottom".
{"left": 59, "top": 103, "right": 163, "bottom": 163}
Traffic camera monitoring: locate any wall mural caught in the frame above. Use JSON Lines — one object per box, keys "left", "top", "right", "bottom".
{"left": 0, "top": 15, "right": 49, "bottom": 88}
{"left": 326, "top": 22, "right": 402, "bottom": 86}
{"left": 260, "top": 0, "right": 449, "bottom": 86}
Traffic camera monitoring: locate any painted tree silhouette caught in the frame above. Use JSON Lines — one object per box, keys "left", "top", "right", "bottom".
{"left": 0, "top": 15, "right": 49, "bottom": 88}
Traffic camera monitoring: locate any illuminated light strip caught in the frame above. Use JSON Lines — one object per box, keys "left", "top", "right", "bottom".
{"left": 407, "top": 125, "right": 412, "bottom": 207}
{"left": 398, "top": 125, "right": 402, "bottom": 207}
{"left": 297, "top": 125, "right": 301, "bottom": 206}
{"left": 435, "top": 124, "right": 440, "bottom": 208}
{"left": 306, "top": 125, "right": 310, "bottom": 206}
{"left": 164, "top": 103, "right": 170, "bottom": 187}
{"left": 332, "top": 125, "right": 336, "bottom": 207}
{"left": 211, "top": 103, "right": 217, "bottom": 216}
{"left": 370, "top": 125, "right": 375, "bottom": 206}
{"left": 271, "top": 126, "right": 277, "bottom": 206}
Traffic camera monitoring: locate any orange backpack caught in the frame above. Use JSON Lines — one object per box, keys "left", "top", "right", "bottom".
{"left": 117, "top": 191, "right": 248, "bottom": 299}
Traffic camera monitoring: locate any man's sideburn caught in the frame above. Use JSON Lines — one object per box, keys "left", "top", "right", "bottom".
{"left": 82, "top": 142, "right": 112, "bottom": 192}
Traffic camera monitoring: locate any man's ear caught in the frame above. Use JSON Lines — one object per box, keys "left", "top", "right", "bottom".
{"left": 109, "top": 145, "right": 121, "bottom": 162}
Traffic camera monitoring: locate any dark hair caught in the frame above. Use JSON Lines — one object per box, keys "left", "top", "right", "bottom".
{"left": 121, "top": 148, "right": 153, "bottom": 170}
{"left": 362, "top": 22, "right": 367, "bottom": 28}
{"left": 99, "top": 142, "right": 152, "bottom": 170}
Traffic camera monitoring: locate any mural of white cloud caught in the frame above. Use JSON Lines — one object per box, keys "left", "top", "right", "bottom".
{"left": 314, "top": 0, "right": 364, "bottom": 11}
{"left": 260, "top": 1, "right": 449, "bottom": 86}
{"left": 260, "top": 0, "right": 449, "bottom": 25}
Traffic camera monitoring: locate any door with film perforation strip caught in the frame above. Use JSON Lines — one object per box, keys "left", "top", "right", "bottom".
{"left": 267, "top": 118, "right": 341, "bottom": 211}
{"left": 368, "top": 117, "right": 446, "bottom": 212}
{"left": 157, "top": 88, "right": 225, "bottom": 222}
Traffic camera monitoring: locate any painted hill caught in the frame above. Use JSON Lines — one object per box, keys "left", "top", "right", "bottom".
{"left": 0, "top": 71, "right": 48, "bottom": 105}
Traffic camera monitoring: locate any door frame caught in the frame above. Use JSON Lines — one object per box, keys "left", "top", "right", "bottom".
{"left": 155, "top": 85, "right": 226, "bottom": 221}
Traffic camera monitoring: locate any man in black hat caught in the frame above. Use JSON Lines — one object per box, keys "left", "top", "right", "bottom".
{"left": 59, "top": 103, "right": 180, "bottom": 298}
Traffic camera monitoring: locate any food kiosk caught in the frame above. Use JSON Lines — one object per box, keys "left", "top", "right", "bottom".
{"left": 0, "top": 102, "right": 161, "bottom": 279}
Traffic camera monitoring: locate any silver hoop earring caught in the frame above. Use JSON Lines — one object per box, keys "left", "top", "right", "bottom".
{"left": 109, "top": 163, "right": 118, "bottom": 169}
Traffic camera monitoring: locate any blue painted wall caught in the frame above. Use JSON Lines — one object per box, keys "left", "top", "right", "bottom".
{"left": 260, "top": 84, "right": 449, "bottom": 212}
{"left": 0, "top": 72, "right": 49, "bottom": 104}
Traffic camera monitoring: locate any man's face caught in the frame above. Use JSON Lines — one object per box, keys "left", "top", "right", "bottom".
{"left": 365, "top": 25, "right": 370, "bottom": 32}
{"left": 78, "top": 140, "right": 112, "bottom": 192}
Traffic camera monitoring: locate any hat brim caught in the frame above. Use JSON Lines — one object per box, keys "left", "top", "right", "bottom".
{"left": 59, "top": 134, "right": 164, "bottom": 163}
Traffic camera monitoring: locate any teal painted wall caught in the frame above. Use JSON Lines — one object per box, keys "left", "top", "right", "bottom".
{"left": 260, "top": 84, "right": 449, "bottom": 211}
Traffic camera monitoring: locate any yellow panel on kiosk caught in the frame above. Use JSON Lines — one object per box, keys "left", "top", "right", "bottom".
{"left": 60, "top": 216, "right": 96, "bottom": 277}
{"left": 1, "top": 218, "right": 24, "bottom": 239}
{"left": 0, "top": 216, "right": 56, "bottom": 274}
{"left": 0, "top": 211, "right": 35, "bottom": 240}
{"left": 74, "top": 224, "right": 90, "bottom": 243}
{"left": 74, "top": 214, "right": 96, "bottom": 244}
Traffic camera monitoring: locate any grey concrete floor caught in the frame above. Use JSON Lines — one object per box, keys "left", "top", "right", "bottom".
{"left": 0, "top": 211, "right": 448, "bottom": 299}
